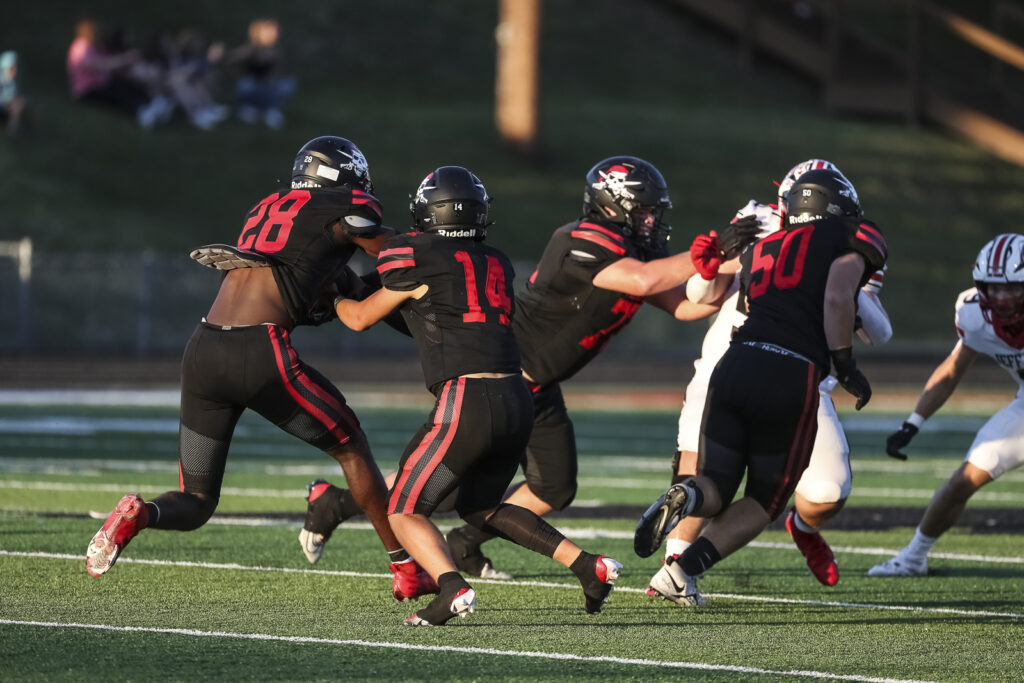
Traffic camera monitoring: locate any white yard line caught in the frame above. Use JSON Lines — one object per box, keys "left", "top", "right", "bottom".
{"left": 2, "top": 550, "right": 1022, "bottom": 620}
{"left": 0, "top": 618, "right": 940, "bottom": 683}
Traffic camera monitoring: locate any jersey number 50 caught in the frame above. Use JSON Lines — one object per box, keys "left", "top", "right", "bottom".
{"left": 454, "top": 251, "right": 512, "bottom": 325}
{"left": 748, "top": 226, "right": 813, "bottom": 299}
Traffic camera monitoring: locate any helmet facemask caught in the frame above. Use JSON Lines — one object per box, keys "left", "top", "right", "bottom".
{"left": 972, "top": 234, "right": 1024, "bottom": 348}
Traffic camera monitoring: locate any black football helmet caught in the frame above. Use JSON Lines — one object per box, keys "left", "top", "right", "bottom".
{"left": 582, "top": 156, "right": 672, "bottom": 251}
{"left": 784, "top": 168, "right": 862, "bottom": 226}
{"left": 291, "top": 136, "right": 373, "bottom": 193}
{"left": 410, "top": 166, "right": 491, "bottom": 239}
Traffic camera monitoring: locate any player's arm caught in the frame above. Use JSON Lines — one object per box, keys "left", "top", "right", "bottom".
{"left": 352, "top": 229, "right": 396, "bottom": 258}
{"left": 591, "top": 253, "right": 696, "bottom": 297}
{"left": 684, "top": 258, "right": 741, "bottom": 305}
{"left": 855, "top": 288, "right": 892, "bottom": 345}
{"left": 910, "top": 339, "right": 978, "bottom": 419}
{"left": 885, "top": 340, "right": 978, "bottom": 460}
{"left": 825, "top": 251, "right": 872, "bottom": 409}
{"left": 590, "top": 216, "right": 760, "bottom": 297}
{"left": 335, "top": 284, "right": 427, "bottom": 331}
{"left": 645, "top": 285, "right": 722, "bottom": 321}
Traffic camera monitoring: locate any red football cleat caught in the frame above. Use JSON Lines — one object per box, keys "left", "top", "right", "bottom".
{"left": 86, "top": 494, "right": 149, "bottom": 577}
{"left": 785, "top": 509, "right": 838, "bottom": 586}
{"left": 390, "top": 559, "right": 440, "bottom": 602}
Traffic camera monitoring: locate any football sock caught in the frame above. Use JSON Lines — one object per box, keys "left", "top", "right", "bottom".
{"left": 388, "top": 548, "right": 411, "bottom": 564}
{"left": 792, "top": 511, "right": 818, "bottom": 534}
{"left": 413, "top": 572, "right": 472, "bottom": 625}
{"left": 570, "top": 551, "right": 615, "bottom": 614}
{"left": 332, "top": 487, "right": 365, "bottom": 521}
{"left": 481, "top": 503, "right": 564, "bottom": 558}
{"left": 145, "top": 502, "right": 160, "bottom": 527}
{"left": 680, "top": 537, "right": 721, "bottom": 577}
{"left": 665, "top": 538, "right": 692, "bottom": 560}
{"left": 906, "top": 528, "right": 938, "bottom": 559}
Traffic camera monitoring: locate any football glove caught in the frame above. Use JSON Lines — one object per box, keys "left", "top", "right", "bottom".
{"left": 885, "top": 422, "right": 918, "bottom": 461}
{"left": 689, "top": 232, "right": 722, "bottom": 280}
{"left": 830, "top": 347, "right": 871, "bottom": 410}
{"left": 718, "top": 214, "right": 761, "bottom": 260}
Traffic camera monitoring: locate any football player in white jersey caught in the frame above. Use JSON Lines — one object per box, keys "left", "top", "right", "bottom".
{"left": 869, "top": 233, "right": 1024, "bottom": 577}
{"left": 645, "top": 159, "right": 892, "bottom": 604}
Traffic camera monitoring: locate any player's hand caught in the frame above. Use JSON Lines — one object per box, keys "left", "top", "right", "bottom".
{"left": 718, "top": 214, "right": 761, "bottom": 259}
{"left": 831, "top": 347, "right": 871, "bottom": 410}
{"left": 689, "top": 232, "right": 722, "bottom": 280}
{"left": 885, "top": 422, "right": 918, "bottom": 461}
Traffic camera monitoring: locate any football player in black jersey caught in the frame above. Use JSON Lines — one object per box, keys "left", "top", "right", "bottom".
{"left": 334, "top": 166, "right": 622, "bottom": 626}
{"left": 86, "top": 136, "right": 439, "bottom": 603}
{"left": 633, "top": 168, "right": 887, "bottom": 605}
{"left": 302, "top": 156, "right": 760, "bottom": 578}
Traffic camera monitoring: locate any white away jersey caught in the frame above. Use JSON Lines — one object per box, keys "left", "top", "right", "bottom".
{"left": 955, "top": 287, "right": 1024, "bottom": 397}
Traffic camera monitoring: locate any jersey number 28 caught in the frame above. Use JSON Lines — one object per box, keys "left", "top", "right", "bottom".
{"left": 237, "top": 190, "right": 311, "bottom": 253}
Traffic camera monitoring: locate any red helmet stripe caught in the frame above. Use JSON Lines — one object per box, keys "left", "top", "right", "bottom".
{"left": 991, "top": 234, "right": 1012, "bottom": 277}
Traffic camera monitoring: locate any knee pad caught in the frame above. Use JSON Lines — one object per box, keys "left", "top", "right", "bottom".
{"left": 794, "top": 479, "right": 843, "bottom": 505}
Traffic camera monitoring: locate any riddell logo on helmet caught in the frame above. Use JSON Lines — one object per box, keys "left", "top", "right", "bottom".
{"left": 437, "top": 228, "right": 478, "bottom": 237}
{"left": 789, "top": 213, "right": 820, "bottom": 224}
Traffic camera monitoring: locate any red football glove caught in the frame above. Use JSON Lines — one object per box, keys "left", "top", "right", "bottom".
{"left": 690, "top": 231, "right": 722, "bottom": 281}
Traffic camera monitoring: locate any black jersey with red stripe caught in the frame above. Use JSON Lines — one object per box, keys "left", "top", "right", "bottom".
{"left": 735, "top": 214, "right": 888, "bottom": 370}
{"left": 377, "top": 232, "right": 521, "bottom": 391}
{"left": 514, "top": 218, "right": 646, "bottom": 386}
{"left": 233, "top": 186, "right": 384, "bottom": 326}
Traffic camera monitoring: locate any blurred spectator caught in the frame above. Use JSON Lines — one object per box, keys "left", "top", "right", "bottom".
{"left": 66, "top": 18, "right": 166, "bottom": 128}
{"left": 0, "top": 50, "right": 30, "bottom": 136}
{"left": 126, "top": 31, "right": 176, "bottom": 126}
{"left": 167, "top": 29, "right": 230, "bottom": 130}
{"left": 228, "top": 18, "right": 295, "bottom": 129}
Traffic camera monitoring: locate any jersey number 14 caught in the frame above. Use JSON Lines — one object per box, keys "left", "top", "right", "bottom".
{"left": 454, "top": 251, "right": 512, "bottom": 325}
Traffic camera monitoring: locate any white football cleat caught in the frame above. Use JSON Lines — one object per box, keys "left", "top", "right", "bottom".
{"left": 647, "top": 555, "right": 706, "bottom": 606}
{"left": 298, "top": 528, "right": 327, "bottom": 565}
{"left": 867, "top": 553, "right": 927, "bottom": 577}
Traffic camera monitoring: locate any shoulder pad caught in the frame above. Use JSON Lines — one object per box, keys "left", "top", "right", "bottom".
{"left": 954, "top": 287, "right": 985, "bottom": 336}
{"left": 846, "top": 218, "right": 888, "bottom": 272}
{"left": 190, "top": 244, "right": 269, "bottom": 270}
{"left": 568, "top": 220, "right": 627, "bottom": 259}
{"left": 376, "top": 235, "right": 419, "bottom": 291}
{"left": 341, "top": 189, "right": 385, "bottom": 238}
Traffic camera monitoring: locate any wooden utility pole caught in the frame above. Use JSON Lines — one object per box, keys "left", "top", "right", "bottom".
{"left": 495, "top": 0, "right": 541, "bottom": 153}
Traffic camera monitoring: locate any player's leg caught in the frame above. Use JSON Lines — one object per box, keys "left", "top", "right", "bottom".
{"left": 647, "top": 348, "right": 820, "bottom": 605}
{"left": 87, "top": 324, "right": 242, "bottom": 576}
{"left": 646, "top": 371, "right": 713, "bottom": 597}
{"left": 387, "top": 377, "right": 486, "bottom": 625}
{"left": 447, "top": 382, "right": 577, "bottom": 577}
{"left": 787, "top": 385, "right": 852, "bottom": 586}
{"left": 869, "top": 398, "right": 1024, "bottom": 577}
{"left": 454, "top": 377, "right": 621, "bottom": 615}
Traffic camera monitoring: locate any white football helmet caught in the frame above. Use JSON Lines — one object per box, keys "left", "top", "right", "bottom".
{"left": 972, "top": 233, "right": 1024, "bottom": 328}
{"left": 777, "top": 159, "right": 847, "bottom": 207}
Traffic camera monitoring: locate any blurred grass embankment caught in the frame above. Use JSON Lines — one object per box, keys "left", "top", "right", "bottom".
{"left": 2, "top": 0, "right": 1023, "bottom": 377}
